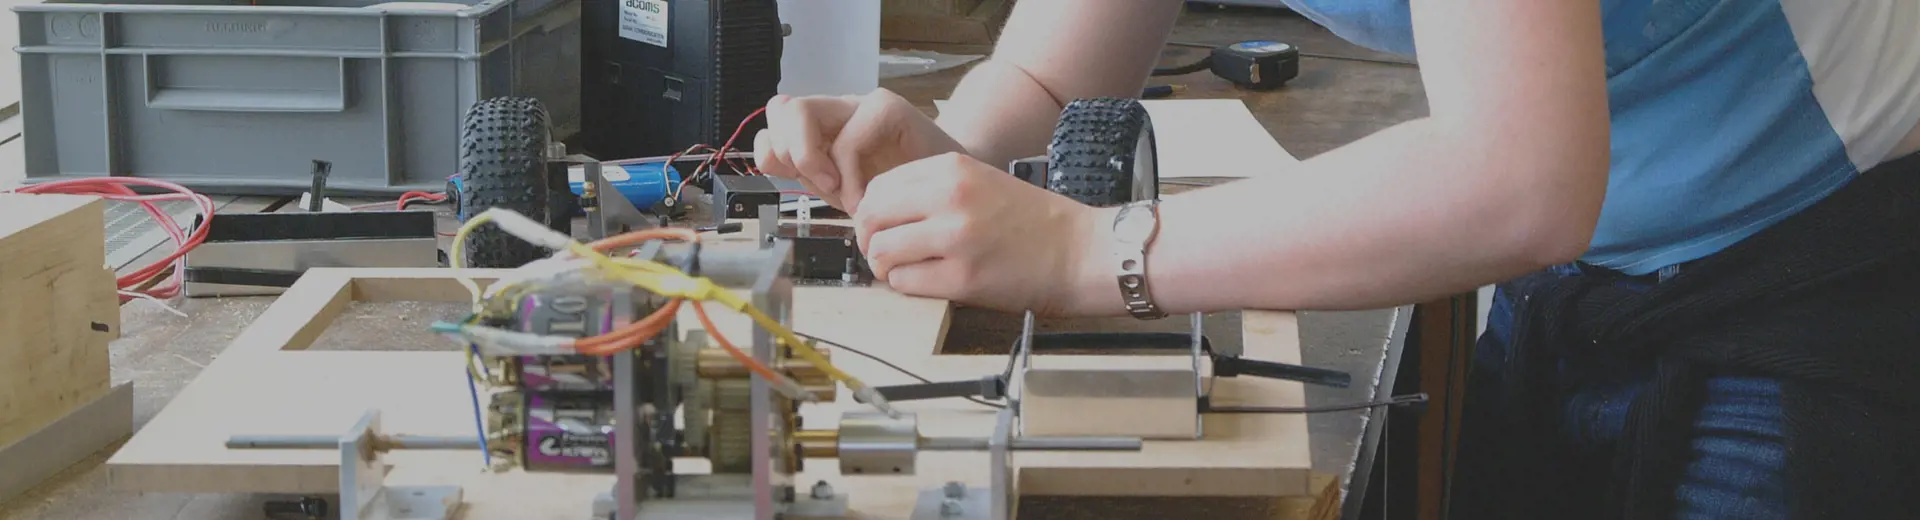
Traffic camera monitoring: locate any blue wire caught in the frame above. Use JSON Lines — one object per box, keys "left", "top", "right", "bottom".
{"left": 465, "top": 343, "right": 493, "bottom": 467}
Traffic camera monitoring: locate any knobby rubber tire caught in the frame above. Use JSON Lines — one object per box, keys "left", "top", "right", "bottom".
{"left": 458, "top": 97, "right": 554, "bottom": 268}
{"left": 1046, "top": 97, "right": 1157, "bottom": 206}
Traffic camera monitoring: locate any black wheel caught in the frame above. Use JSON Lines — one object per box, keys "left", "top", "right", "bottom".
{"left": 1046, "top": 98, "right": 1159, "bottom": 206}
{"left": 458, "top": 97, "right": 555, "bottom": 268}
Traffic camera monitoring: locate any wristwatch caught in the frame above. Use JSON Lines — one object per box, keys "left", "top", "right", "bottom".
{"left": 1112, "top": 199, "right": 1166, "bottom": 320}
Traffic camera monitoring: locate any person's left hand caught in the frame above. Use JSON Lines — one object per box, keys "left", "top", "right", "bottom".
{"left": 854, "top": 152, "right": 1105, "bottom": 315}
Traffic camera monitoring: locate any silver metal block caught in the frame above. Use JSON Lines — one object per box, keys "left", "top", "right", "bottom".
{"left": 371, "top": 486, "right": 463, "bottom": 520}
{"left": 633, "top": 499, "right": 757, "bottom": 520}
{"left": 186, "top": 237, "right": 438, "bottom": 297}
{"left": 837, "top": 412, "right": 918, "bottom": 475}
{"left": 335, "top": 410, "right": 463, "bottom": 520}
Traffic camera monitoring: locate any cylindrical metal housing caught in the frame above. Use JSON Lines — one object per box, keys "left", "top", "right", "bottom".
{"left": 695, "top": 347, "right": 832, "bottom": 381}
{"left": 837, "top": 412, "right": 917, "bottom": 475}
{"left": 793, "top": 429, "right": 839, "bottom": 458}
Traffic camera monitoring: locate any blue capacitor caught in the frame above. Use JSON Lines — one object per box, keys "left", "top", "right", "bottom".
{"left": 567, "top": 162, "right": 683, "bottom": 210}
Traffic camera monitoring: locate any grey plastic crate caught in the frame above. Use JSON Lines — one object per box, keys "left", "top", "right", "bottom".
{"left": 11, "top": 0, "right": 580, "bottom": 195}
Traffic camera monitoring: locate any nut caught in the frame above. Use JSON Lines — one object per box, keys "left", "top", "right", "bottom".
{"left": 939, "top": 497, "right": 963, "bottom": 517}
{"left": 943, "top": 481, "right": 966, "bottom": 498}
{"left": 810, "top": 480, "right": 834, "bottom": 500}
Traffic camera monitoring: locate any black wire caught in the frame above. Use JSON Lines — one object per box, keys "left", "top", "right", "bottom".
{"left": 1299, "top": 51, "right": 1418, "bottom": 67}
{"left": 1153, "top": 54, "right": 1213, "bottom": 76}
{"left": 1206, "top": 393, "right": 1429, "bottom": 414}
{"left": 793, "top": 332, "right": 1004, "bottom": 409}
{"left": 1002, "top": 335, "right": 1020, "bottom": 382}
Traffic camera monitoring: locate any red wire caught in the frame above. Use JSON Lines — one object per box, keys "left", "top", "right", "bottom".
{"left": 394, "top": 191, "right": 446, "bottom": 211}
{"left": 351, "top": 191, "right": 447, "bottom": 211}
{"left": 7, "top": 178, "right": 214, "bottom": 303}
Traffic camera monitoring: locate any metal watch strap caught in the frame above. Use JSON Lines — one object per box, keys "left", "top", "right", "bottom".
{"left": 1117, "top": 200, "right": 1166, "bottom": 320}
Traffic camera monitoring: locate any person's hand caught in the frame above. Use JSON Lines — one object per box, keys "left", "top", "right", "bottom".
{"left": 855, "top": 152, "right": 1109, "bottom": 315}
{"left": 752, "top": 89, "right": 966, "bottom": 213}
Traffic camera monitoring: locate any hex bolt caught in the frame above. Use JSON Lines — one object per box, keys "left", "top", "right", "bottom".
{"left": 943, "top": 481, "right": 966, "bottom": 499}
{"left": 810, "top": 480, "right": 834, "bottom": 500}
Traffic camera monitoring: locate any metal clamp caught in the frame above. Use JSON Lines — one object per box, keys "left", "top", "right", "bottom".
{"left": 228, "top": 410, "right": 466, "bottom": 520}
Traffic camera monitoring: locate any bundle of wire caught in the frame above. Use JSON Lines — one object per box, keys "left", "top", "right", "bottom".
{"left": 433, "top": 207, "right": 900, "bottom": 418}
{"left": 350, "top": 190, "right": 448, "bottom": 211}
{"left": 3, "top": 178, "right": 215, "bottom": 303}
{"left": 662, "top": 107, "right": 768, "bottom": 201}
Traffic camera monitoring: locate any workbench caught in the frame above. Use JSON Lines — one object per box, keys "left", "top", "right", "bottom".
{"left": 0, "top": 7, "right": 1428, "bottom": 520}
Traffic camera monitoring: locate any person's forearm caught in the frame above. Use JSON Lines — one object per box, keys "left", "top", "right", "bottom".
{"left": 935, "top": 0, "right": 1183, "bottom": 168}
{"left": 935, "top": 61, "right": 1077, "bottom": 168}
{"left": 1066, "top": 117, "right": 1608, "bottom": 314}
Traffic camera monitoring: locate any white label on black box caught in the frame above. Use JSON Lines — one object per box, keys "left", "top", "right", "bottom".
{"left": 619, "top": 0, "right": 669, "bottom": 47}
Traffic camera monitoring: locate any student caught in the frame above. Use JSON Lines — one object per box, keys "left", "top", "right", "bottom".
{"left": 753, "top": 1, "right": 1920, "bottom": 518}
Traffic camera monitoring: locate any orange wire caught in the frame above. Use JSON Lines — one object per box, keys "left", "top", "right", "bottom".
{"left": 587, "top": 226, "right": 700, "bottom": 252}
{"left": 567, "top": 225, "right": 785, "bottom": 383}
{"left": 565, "top": 226, "right": 702, "bottom": 355}
{"left": 692, "top": 300, "right": 788, "bottom": 384}
{"left": 573, "top": 298, "right": 682, "bottom": 355}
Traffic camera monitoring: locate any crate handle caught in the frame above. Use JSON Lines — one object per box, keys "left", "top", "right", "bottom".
{"left": 143, "top": 54, "right": 348, "bottom": 113}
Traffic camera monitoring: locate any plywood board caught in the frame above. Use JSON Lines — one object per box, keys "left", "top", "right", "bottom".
{"left": 934, "top": 98, "right": 1300, "bottom": 178}
{"left": 107, "top": 267, "right": 1312, "bottom": 516}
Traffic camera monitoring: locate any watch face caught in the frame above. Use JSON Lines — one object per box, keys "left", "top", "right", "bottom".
{"left": 1114, "top": 205, "right": 1156, "bottom": 244}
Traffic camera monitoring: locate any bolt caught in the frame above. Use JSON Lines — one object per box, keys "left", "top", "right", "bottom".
{"left": 939, "top": 497, "right": 963, "bottom": 517}
{"left": 810, "top": 480, "right": 834, "bottom": 500}
{"left": 943, "top": 481, "right": 966, "bottom": 498}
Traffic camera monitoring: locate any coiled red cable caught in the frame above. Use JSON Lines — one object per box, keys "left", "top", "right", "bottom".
{"left": 5, "top": 178, "right": 215, "bottom": 303}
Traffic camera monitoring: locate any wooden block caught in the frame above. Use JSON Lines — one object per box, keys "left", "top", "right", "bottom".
{"left": 881, "top": 0, "right": 1013, "bottom": 46}
{"left": 0, "top": 383, "right": 133, "bottom": 504}
{"left": 0, "top": 194, "right": 117, "bottom": 433}
{"left": 1019, "top": 355, "right": 1200, "bottom": 439}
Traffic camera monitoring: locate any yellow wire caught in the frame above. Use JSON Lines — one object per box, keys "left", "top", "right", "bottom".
{"left": 452, "top": 211, "right": 878, "bottom": 406}
{"left": 449, "top": 212, "right": 497, "bottom": 312}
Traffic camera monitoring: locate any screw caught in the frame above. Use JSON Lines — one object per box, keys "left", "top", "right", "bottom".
{"left": 810, "top": 480, "right": 834, "bottom": 500}
{"left": 943, "top": 481, "right": 966, "bottom": 498}
{"left": 939, "top": 497, "right": 963, "bottom": 517}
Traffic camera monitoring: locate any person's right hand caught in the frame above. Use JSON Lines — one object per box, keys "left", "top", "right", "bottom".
{"left": 752, "top": 88, "right": 966, "bottom": 213}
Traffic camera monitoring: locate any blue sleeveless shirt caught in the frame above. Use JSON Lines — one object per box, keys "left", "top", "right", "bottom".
{"left": 1282, "top": 1, "right": 1920, "bottom": 274}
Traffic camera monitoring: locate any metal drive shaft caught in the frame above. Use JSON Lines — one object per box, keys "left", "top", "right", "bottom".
{"left": 227, "top": 434, "right": 483, "bottom": 451}
{"left": 918, "top": 436, "right": 1144, "bottom": 452}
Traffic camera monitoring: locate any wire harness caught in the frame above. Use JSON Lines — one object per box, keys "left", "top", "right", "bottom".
{"left": 435, "top": 207, "right": 898, "bottom": 417}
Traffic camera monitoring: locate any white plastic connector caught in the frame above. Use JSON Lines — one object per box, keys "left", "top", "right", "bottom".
{"left": 772, "top": 376, "right": 822, "bottom": 403}
{"left": 462, "top": 325, "right": 576, "bottom": 356}
{"left": 853, "top": 386, "right": 903, "bottom": 419}
{"left": 481, "top": 208, "right": 578, "bottom": 251}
